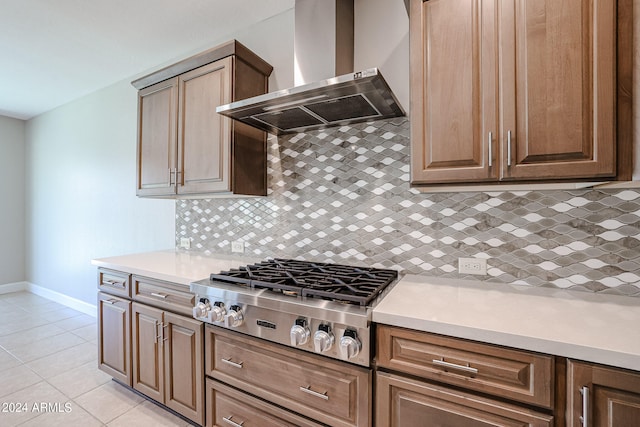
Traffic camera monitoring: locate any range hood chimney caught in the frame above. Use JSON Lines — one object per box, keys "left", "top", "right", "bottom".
{"left": 216, "top": 0, "right": 405, "bottom": 136}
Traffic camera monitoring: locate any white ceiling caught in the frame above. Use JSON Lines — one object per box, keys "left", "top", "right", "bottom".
{"left": 0, "top": 0, "right": 294, "bottom": 120}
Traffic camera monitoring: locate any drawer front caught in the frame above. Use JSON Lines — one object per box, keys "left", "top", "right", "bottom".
{"left": 376, "top": 371, "right": 554, "bottom": 427}
{"left": 206, "top": 378, "right": 324, "bottom": 427}
{"left": 132, "top": 276, "right": 195, "bottom": 316}
{"left": 377, "top": 325, "right": 554, "bottom": 409}
{"left": 98, "top": 268, "right": 131, "bottom": 298}
{"left": 206, "top": 326, "right": 370, "bottom": 427}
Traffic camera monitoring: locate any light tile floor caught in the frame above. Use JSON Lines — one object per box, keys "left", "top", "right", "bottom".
{"left": 0, "top": 291, "right": 192, "bottom": 427}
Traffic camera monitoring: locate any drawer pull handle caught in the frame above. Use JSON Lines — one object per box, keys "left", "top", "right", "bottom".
{"left": 299, "top": 385, "right": 329, "bottom": 400}
{"left": 151, "top": 292, "right": 168, "bottom": 299}
{"left": 103, "top": 299, "right": 118, "bottom": 305}
{"left": 222, "top": 416, "right": 245, "bottom": 427}
{"left": 103, "top": 279, "right": 125, "bottom": 288}
{"left": 221, "top": 358, "right": 244, "bottom": 369}
{"left": 432, "top": 358, "right": 478, "bottom": 375}
{"left": 580, "top": 386, "right": 589, "bottom": 426}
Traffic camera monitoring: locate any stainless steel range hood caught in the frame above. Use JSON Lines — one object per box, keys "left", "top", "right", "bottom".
{"left": 216, "top": 0, "right": 405, "bottom": 136}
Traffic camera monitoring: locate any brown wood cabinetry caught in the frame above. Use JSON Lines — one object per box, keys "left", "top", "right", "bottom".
{"left": 376, "top": 371, "right": 553, "bottom": 427}
{"left": 567, "top": 360, "right": 640, "bottom": 427}
{"left": 132, "top": 275, "right": 195, "bottom": 317}
{"left": 96, "top": 268, "right": 204, "bottom": 425}
{"left": 409, "top": 0, "right": 632, "bottom": 186}
{"left": 98, "top": 292, "right": 131, "bottom": 386}
{"left": 205, "top": 325, "right": 371, "bottom": 427}
{"left": 376, "top": 325, "right": 554, "bottom": 426}
{"left": 132, "top": 302, "right": 204, "bottom": 425}
{"left": 134, "top": 40, "right": 273, "bottom": 197}
{"left": 206, "top": 378, "right": 324, "bottom": 427}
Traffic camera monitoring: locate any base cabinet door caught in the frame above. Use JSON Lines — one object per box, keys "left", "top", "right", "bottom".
{"left": 98, "top": 292, "right": 131, "bottom": 385}
{"left": 567, "top": 360, "right": 640, "bottom": 427}
{"left": 376, "top": 372, "right": 553, "bottom": 427}
{"left": 163, "top": 312, "right": 204, "bottom": 425}
{"left": 132, "top": 302, "right": 164, "bottom": 402}
{"left": 132, "top": 303, "right": 204, "bottom": 426}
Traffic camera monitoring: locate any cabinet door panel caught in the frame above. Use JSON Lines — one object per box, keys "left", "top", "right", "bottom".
{"left": 376, "top": 372, "right": 553, "bottom": 427}
{"left": 137, "top": 78, "right": 178, "bottom": 196}
{"left": 164, "top": 312, "right": 204, "bottom": 425}
{"left": 567, "top": 360, "right": 640, "bottom": 427}
{"left": 132, "top": 303, "right": 164, "bottom": 402}
{"left": 98, "top": 293, "right": 131, "bottom": 385}
{"left": 410, "top": 0, "right": 498, "bottom": 184}
{"left": 500, "top": 0, "right": 616, "bottom": 180}
{"left": 178, "top": 57, "right": 232, "bottom": 195}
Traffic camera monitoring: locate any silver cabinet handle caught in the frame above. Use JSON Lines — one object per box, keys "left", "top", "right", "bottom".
{"left": 103, "top": 279, "right": 125, "bottom": 288}
{"left": 221, "top": 358, "right": 243, "bottom": 369}
{"left": 222, "top": 416, "right": 245, "bottom": 427}
{"left": 103, "top": 299, "right": 117, "bottom": 305}
{"left": 299, "top": 385, "right": 329, "bottom": 400}
{"left": 167, "top": 168, "right": 173, "bottom": 186}
{"left": 155, "top": 321, "right": 161, "bottom": 344}
{"left": 151, "top": 292, "right": 168, "bottom": 299}
{"left": 432, "top": 358, "right": 478, "bottom": 375}
{"left": 507, "top": 130, "right": 512, "bottom": 167}
{"left": 580, "top": 386, "right": 589, "bottom": 426}
{"left": 488, "top": 131, "right": 493, "bottom": 167}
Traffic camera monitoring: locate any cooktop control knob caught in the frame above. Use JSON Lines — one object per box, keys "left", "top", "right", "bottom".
{"left": 313, "top": 324, "right": 334, "bottom": 353}
{"left": 192, "top": 298, "right": 210, "bottom": 319}
{"left": 290, "top": 318, "right": 310, "bottom": 347}
{"left": 209, "top": 301, "right": 226, "bottom": 323}
{"left": 224, "top": 304, "right": 244, "bottom": 328}
{"left": 339, "top": 329, "right": 362, "bottom": 359}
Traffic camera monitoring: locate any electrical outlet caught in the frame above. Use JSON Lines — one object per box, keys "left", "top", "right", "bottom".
{"left": 458, "top": 258, "right": 487, "bottom": 275}
{"left": 179, "top": 237, "right": 191, "bottom": 249}
{"left": 231, "top": 240, "right": 245, "bottom": 253}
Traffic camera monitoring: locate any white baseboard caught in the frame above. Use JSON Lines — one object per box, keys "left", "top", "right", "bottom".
{"left": 0, "top": 281, "right": 28, "bottom": 294}
{"left": 26, "top": 283, "right": 97, "bottom": 318}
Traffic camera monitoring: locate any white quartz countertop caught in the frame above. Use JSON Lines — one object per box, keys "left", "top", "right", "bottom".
{"left": 91, "top": 250, "right": 261, "bottom": 287}
{"left": 373, "top": 275, "right": 640, "bottom": 371}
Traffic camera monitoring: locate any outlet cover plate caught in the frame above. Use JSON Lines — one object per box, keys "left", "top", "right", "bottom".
{"left": 179, "top": 238, "right": 191, "bottom": 249}
{"left": 231, "top": 241, "right": 245, "bottom": 253}
{"left": 458, "top": 258, "right": 487, "bottom": 275}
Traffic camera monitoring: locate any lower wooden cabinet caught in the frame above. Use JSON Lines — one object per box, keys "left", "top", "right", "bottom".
{"left": 132, "top": 302, "right": 204, "bottom": 425}
{"left": 206, "top": 378, "right": 324, "bottom": 427}
{"left": 567, "top": 360, "right": 640, "bottom": 427}
{"left": 376, "top": 371, "right": 553, "bottom": 427}
{"left": 98, "top": 292, "right": 131, "bottom": 386}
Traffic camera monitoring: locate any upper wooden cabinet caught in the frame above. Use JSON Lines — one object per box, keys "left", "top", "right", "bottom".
{"left": 409, "top": 0, "right": 633, "bottom": 186}
{"left": 133, "top": 40, "right": 273, "bottom": 197}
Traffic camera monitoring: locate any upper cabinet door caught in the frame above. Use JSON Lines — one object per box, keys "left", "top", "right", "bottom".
{"left": 499, "top": 0, "right": 617, "bottom": 180}
{"left": 410, "top": 0, "right": 499, "bottom": 184}
{"left": 137, "top": 78, "right": 179, "bottom": 197}
{"left": 177, "top": 57, "right": 233, "bottom": 195}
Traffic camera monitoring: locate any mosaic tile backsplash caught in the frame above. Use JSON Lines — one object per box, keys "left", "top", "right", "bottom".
{"left": 176, "top": 118, "right": 640, "bottom": 297}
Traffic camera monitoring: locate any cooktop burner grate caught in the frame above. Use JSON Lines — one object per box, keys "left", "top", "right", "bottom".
{"left": 209, "top": 258, "right": 398, "bottom": 306}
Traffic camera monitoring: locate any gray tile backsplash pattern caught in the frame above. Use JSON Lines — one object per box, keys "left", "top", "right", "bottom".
{"left": 176, "top": 118, "right": 640, "bottom": 296}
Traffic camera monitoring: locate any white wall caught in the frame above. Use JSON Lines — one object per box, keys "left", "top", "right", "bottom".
{"left": 0, "top": 115, "right": 25, "bottom": 285}
{"left": 24, "top": 80, "right": 175, "bottom": 304}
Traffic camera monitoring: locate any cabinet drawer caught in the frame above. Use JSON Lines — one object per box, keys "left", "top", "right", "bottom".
{"left": 98, "top": 269, "right": 131, "bottom": 298}
{"left": 377, "top": 325, "right": 554, "bottom": 409}
{"left": 206, "top": 378, "right": 323, "bottom": 427}
{"left": 205, "top": 326, "right": 370, "bottom": 427}
{"left": 376, "top": 371, "right": 553, "bottom": 427}
{"left": 132, "top": 276, "right": 195, "bottom": 316}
